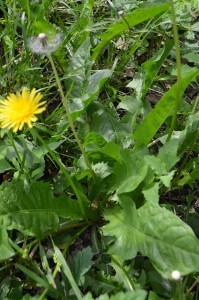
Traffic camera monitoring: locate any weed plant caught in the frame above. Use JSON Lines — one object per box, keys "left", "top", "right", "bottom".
{"left": 0, "top": 0, "right": 198, "bottom": 299}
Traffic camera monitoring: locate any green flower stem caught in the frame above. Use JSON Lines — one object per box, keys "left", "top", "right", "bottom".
{"left": 9, "top": 132, "right": 29, "bottom": 181}
{"left": 30, "top": 128, "right": 86, "bottom": 219}
{"left": 9, "top": 132, "right": 22, "bottom": 166}
{"left": 167, "top": 1, "right": 182, "bottom": 142}
{"left": 47, "top": 54, "right": 95, "bottom": 179}
{"left": 18, "top": 137, "right": 28, "bottom": 180}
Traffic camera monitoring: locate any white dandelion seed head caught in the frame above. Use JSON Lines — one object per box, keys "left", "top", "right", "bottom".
{"left": 38, "top": 33, "right": 47, "bottom": 40}
{"left": 28, "top": 32, "right": 62, "bottom": 55}
{"left": 171, "top": 270, "right": 181, "bottom": 280}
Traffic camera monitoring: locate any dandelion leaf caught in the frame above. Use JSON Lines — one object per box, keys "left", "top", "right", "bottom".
{"left": 103, "top": 197, "right": 199, "bottom": 278}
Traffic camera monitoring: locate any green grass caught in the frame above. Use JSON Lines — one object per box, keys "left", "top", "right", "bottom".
{"left": 0, "top": 0, "right": 198, "bottom": 299}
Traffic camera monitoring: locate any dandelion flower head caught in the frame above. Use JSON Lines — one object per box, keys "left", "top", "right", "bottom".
{"left": 28, "top": 32, "right": 62, "bottom": 55}
{"left": 0, "top": 88, "right": 46, "bottom": 132}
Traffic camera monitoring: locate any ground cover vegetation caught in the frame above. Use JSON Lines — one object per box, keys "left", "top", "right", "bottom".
{"left": 0, "top": 0, "right": 198, "bottom": 299}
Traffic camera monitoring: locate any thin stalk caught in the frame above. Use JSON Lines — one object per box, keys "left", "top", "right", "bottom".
{"left": 9, "top": 132, "right": 22, "bottom": 166}
{"left": 18, "top": 138, "right": 28, "bottom": 180}
{"left": 47, "top": 54, "right": 95, "bottom": 179}
{"left": 9, "top": 132, "right": 29, "bottom": 181}
{"left": 112, "top": 256, "right": 136, "bottom": 291}
{"left": 167, "top": 0, "right": 182, "bottom": 142}
{"left": 187, "top": 277, "right": 199, "bottom": 295}
{"left": 191, "top": 93, "right": 199, "bottom": 114}
{"left": 30, "top": 128, "right": 86, "bottom": 219}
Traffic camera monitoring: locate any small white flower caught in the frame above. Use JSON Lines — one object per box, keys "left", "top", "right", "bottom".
{"left": 171, "top": 270, "right": 181, "bottom": 280}
{"left": 28, "top": 32, "right": 62, "bottom": 55}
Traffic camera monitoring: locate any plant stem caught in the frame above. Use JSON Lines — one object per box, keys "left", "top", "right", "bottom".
{"left": 112, "top": 255, "right": 136, "bottom": 291}
{"left": 9, "top": 132, "right": 29, "bottom": 181}
{"left": 18, "top": 137, "right": 28, "bottom": 180}
{"left": 30, "top": 128, "right": 86, "bottom": 219}
{"left": 167, "top": 1, "right": 181, "bottom": 142}
{"left": 191, "top": 93, "right": 199, "bottom": 114}
{"left": 47, "top": 54, "right": 95, "bottom": 179}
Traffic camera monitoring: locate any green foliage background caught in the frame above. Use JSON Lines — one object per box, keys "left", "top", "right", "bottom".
{"left": 0, "top": 0, "right": 198, "bottom": 299}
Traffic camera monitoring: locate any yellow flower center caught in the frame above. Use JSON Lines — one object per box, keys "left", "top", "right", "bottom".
{"left": 0, "top": 88, "right": 46, "bottom": 132}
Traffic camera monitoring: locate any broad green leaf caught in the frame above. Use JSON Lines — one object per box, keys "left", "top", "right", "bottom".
{"left": 158, "top": 139, "right": 180, "bottom": 171}
{"left": 127, "top": 71, "right": 145, "bottom": 100}
{"left": 109, "top": 291, "right": 147, "bottom": 300}
{"left": 169, "top": 64, "right": 196, "bottom": 78}
{"left": 110, "top": 150, "right": 148, "bottom": 194}
{"left": 187, "top": 213, "right": 199, "bottom": 238}
{"left": 92, "top": 3, "right": 171, "bottom": 59}
{"left": 144, "top": 155, "right": 165, "bottom": 175}
{"left": 85, "top": 70, "right": 112, "bottom": 107}
{"left": 90, "top": 103, "right": 129, "bottom": 144}
{"left": 183, "top": 52, "right": 199, "bottom": 64}
{"left": 147, "top": 272, "right": 175, "bottom": 299}
{"left": 103, "top": 197, "right": 138, "bottom": 260}
{"left": 92, "top": 162, "right": 112, "bottom": 179}
{"left": 144, "top": 139, "right": 180, "bottom": 176}
{"left": 22, "top": 296, "right": 40, "bottom": 300}
{"left": 0, "top": 229, "right": 15, "bottom": 260}
{"left": 142, "top": 39, "right": 174, "bottom": 97}
{"left": 70, "top": 247, "right": 93, "bottom": 285}
{"left": 85, "top": 132, "right": 107, "bottom": 150}
{"left": 118, "top": 94, "right": 151, "bottom": 132}
{"left": 85, "top": 70, "right": 112, "bottom": 101}
{"left": 0, "top": 144, "right": 7, "bottom": 159}
{"left": 85, "top": 275, "right": 121, "bottom": 294}
{"left": 148, "top": 291, "right": 165, "bottom": 300}
{"left": 0, "top": 275, "right": 23, "bottom": 299}
{"left": 159, "top": 170, "right": 175, "bottom": 188}
{"left": 0, "top": 181, "right": 84, "bottom": 238}
{"left": 177, "top": 157, "right": 199, "bottom": 187}
{"left": 85, "top": 132, "right": 122, "bottom": 162}
{"left": 117, "top": 96, "right": 140, "bottom": 115}
{"left": 113, "top": 0, "right": 138, "bottom": 10}
{"left": 103, "top": 198, "right": 199, "bottom": 278}
{"left": 133, "top": 68, "right": 199, "bottom": 147}
{"left": 127, "top": 39, "right": 174, "bottom": 101}
{"left": 100, "top": 291, "right": 147, "bottom": 300}
{"left": 142, "top": 182, "right": 159, "bottom": 204}
{"left": 71, "top": 70, "right": 112, "bottom": 119}
{"left": 82, "top": 293, "right": 94, "bottom": 300}
{"left": 0, "top": 159, "right": 12, "bottom": 173}
{"left": 66, "top": 38, "right": 91, "bottom": 100}
{"left": 65, "top": 39, "right": 111, "bottom": 119}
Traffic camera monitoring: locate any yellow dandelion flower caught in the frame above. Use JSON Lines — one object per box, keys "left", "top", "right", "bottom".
{"left": 0, "top": 88, "right": 46, "bottom": 132}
